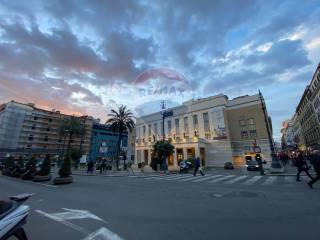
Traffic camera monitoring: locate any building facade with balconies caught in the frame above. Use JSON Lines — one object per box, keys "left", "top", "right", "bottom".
{"left": 0, "top": 101, "right": 93, "bottom": 158}
{"left": 135, "top": 93, "right": 274, "bottom": 168}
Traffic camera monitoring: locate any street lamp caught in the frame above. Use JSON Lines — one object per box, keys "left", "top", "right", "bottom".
{"left": 160, "top": 100, "right": 173, "bottom": 171}
{"left": 258, "top": 90, "right": 281, "bottom": 169}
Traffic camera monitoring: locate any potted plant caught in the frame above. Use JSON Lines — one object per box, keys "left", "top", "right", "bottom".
{"left": 22, "top": 156, "right": 36, "bottom": 180}
{"left": 53, "top": 154, "right": 73, "bottom": 185}
{"left": 2, "top": 156, "right": 15, "bottom": 176}
{"left": 33, "top": 155, "right": 52, "bottom": 182}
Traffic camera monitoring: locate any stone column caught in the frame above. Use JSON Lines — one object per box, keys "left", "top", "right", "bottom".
{"left": 173, "top": 150, "right": 178, "bottom": 167}
{"left": 148, "top": 149, "right": 151, "bottom": 165}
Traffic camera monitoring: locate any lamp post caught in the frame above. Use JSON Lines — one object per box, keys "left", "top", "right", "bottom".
{"left": 160, "top": 101, "right": 173, "bottom": 171}
{"left": 258, "top": 90, "right": 280, "bottom": 168}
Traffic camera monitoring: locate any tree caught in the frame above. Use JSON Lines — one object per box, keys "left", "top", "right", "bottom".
{"left": 25, "top": 155, "right": 36, "bottom": 174}
{"left": 58, "top": 154, "right": 72, "bottom": 178}
{"left": 59, "top": 116, "right": 85, "bottom": 155}
{"left": 39, "top": 155, "right": 51, "bottom": 176}
{"left": 70, "top": 148, "right": 82, "bottom": 168}
{"left": 106, "top": 105, "right": 135, "bottom": 169}
{"left": 152, "top": 140, "right": 175, "bottom": 171}
{"left": 4, "top": 156, "right": 15, "bottom": 169}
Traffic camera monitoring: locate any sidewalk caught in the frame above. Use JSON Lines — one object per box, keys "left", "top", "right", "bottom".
{"left": 266, "top": 163, "right": 317, "bottom": 176}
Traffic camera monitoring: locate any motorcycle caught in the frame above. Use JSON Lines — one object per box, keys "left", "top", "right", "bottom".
{"left": 0, "top": 193, "right": 33, "bottom": 240}
{"left": 179, "top": 160, "right": 192, "bottom": 173}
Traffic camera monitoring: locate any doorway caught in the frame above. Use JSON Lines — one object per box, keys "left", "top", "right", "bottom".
{"left": 144, "top": 150, "right": 148, "bottom": 165}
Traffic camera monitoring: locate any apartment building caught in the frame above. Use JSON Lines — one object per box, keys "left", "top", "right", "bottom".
{"left": 295, "top": 63, "right": 320, "bottom": 149}
{"left": 0, "top": 101, "right": 93, "bottom": 157}
{"left": 135, "top": 93, "right": 274, "bottom": 168}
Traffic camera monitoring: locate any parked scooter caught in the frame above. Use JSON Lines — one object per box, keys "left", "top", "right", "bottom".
{"left": 0, "top": 193, "right": 32, "bottom": 240}
{"left": 179, "top": 160, "right": 192, "bottom": 173}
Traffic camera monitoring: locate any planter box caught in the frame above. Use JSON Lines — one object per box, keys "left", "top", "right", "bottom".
{"left": 33, "top": 175, "right": 52, "bottom": 182}
{"left": 53, "top": 176, "right": 73, "bottom": 185}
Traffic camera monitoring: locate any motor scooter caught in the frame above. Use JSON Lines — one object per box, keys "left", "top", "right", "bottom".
{"left": 0, "top": 193, "right": 32, "bottom": 240}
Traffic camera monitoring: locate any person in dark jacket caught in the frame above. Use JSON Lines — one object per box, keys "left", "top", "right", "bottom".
{"left": 193, "top": 157, "right": 201, "bottom": 176}
{"left": 308, "top": 151, "right": 320, "bottom": 188}
{"left": 296, "top": 151, "right": 313, "bottom": 181}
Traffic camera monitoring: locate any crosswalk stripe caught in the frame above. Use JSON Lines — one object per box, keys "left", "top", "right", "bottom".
{"left": 242, "top": 176, "right": 262, "bottom": 185}
{"left": 224, "top": 175, "right": 248, "bottom": 184}
{"left": 209, "top": 175, "right": 234, "bottom": 183}
{"left": 178, "top": 175, "right": 205, "bottom": 182}
{"left": 190, "top": 175, "right": 220, "bottom": 183}
{"left": 284, "top": 176, "right": 295, "bottom": 183}
{"left": 262, "top": 176, "right": 277, "bottom": 185}
{"left": 164, "top": 175, "right": 193, "bottom": 180}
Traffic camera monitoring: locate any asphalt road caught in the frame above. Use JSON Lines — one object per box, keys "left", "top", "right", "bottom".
{"left": 1, "top": 171, "right": 320, "bottom": 240}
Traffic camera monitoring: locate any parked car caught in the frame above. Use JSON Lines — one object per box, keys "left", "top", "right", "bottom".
{"left": 224, "top": 162, "right": 234, "bottom": 169}
{"left": 247, "top": 161, "right": 260, "bottom": 171}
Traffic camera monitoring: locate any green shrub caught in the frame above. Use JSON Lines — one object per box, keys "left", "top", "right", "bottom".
{"left": 58, "top": 154, "right": 72, "bottom": 178}
{"left": 4, "top": 156, "right": 15, "bottom": 169}
{"left": 26, "top": 156, "right": 36, "bottom": 174}
{"left": 39, "top": 155, "right": 51, "bottom": 176}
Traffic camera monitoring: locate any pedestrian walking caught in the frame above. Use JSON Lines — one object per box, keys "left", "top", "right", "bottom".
{"left": 296, "top": 151, "right": 313, "bottom": 181}
{"left": 193, "top": 157, "right": 204, "bottom": 176}
{"left": 100, "top": 159, "right": 106, "bottom": 174}
{"left": 308, "top": 150, "right": 320, "bottom": 188}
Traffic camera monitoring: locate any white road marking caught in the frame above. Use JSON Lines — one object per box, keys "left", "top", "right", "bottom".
{"left": 36, "top": 210, "right": 87, "bottom": 234}
{"left": 262, "top": 176, "right": 278, "bottom": 185}
{"left": 284, "top": 176, "right": 295, "bottom": 183}
{"left": 36, "top": 210, "right": 123, "bottom": 240}
{"left": 33, "top": 182, "right": 58, "bottom": 188}
{"left": 224, "top": 175, "right": 248, "bottom": 184}
{"left": 191, "top": 175, "right": 220, "bottom": 183}
{"left": 242, "top": 176, "right": 262, "bottom": 185}
{"left": 163, "top": 175, "right": 188, "bottom": 180}
{"left": 178, "top": 175, "right": 204, "bottom": 182}
{"left": 83, "top": 227, "right": 124, "bottom": 240}
{"left": 209, "top": 175, "right": 234, "bottom": 183}
{"left": 36, "top": 208, "right": 106, "bottom": 223}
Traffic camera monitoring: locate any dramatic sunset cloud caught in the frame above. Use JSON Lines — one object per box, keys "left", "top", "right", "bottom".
{"left": 0, "top": 0, "right": 319, "bottom": 139}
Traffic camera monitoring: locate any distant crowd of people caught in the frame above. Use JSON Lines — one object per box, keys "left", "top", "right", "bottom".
{"left": 278, "top": 149, "right": 320, "bottom": 188}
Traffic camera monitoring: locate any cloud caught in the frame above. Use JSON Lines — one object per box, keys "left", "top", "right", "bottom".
{"left": 0, "top": 0, "right": 320, "bottom": 139}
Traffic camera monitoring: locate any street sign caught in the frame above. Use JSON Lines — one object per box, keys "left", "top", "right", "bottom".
{"left": 253, "top": 146, "right": 261, "bottom": 153}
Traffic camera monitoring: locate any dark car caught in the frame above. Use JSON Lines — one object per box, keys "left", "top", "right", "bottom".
{"left": 224, "top": 162, "right": 234, "bottom": 169}
{"left": 247, "top": 161, "right": 260, "bottom": 171}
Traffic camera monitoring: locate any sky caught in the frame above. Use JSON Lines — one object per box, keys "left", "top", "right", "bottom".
{"left": 0, "top": 0, "right": 320, "bottom": 140}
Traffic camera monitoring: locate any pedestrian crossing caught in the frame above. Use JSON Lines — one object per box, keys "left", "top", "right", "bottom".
{"left": 133, "top": 174, "right": 304, "bottom": 187}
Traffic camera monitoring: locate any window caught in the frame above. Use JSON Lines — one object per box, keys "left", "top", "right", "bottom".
{"left": 44, "top": 136, "right": 48, "bottom": 142}
{"left": 143, "top": 126, "right": 146, "bottom": 137}
{"left": 148, "top": 124, "right": 152, "bottom": 136}
{"left": 192, "top": 115, "right": 198, "bottom": 130}
{"left": 34, "top": 116, "right": 38, "bottom": 120}
{"left": 28, "top": 135, "right": 33, "bottom": 141}
{"left": 314, "top": 98, "right": 320, "bottom": 110}
{"left": 249, "top": 130, "right": 257, "bottom": 137}
{"left": 239, "top": 120, "right": 246, "bottom": 126}
{"left": 248, "top": 118, "right": 255, "bottom": 125}
{"left": 175, "top": 119, "right": 180, "bottom": 135}
{"left": 47, "top": 127, "right": 50, "bottom": 131}
{"left": 31, "top": 124, "right": 36, "bottom": 130}
{"left": 167, "top": 120, "right": 172, "bottom": 133}
{"left": 241, "top": 131, "right": 248, "bottom": 138}
{"left": 48, "top": 118, "right": 52, "bottom": 122}
{"left": 154, "top": 123, "right": 158, "bottom": 136}
{"left": 184, "top": 117, "right": 189, "bottom": 134}
{"left": 203, "top": 112, "right": 210, "bottom": 132}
